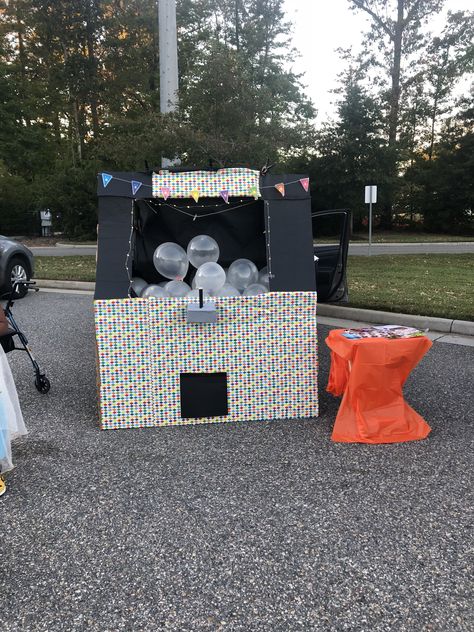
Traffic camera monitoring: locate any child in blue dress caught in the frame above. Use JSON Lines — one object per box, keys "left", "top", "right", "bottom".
{"left": 0, "top": 309, "right": 27, "bottom": 496}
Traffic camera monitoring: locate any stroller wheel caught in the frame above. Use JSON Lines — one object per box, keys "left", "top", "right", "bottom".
{"left": 35, "top": 375, "right": 51, "bottom": 394}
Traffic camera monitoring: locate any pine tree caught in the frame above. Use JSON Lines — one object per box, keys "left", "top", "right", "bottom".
{"left": 305, "top": 66, "right": 390, "bottom": 229}
{"left": 348, "top": 0, "right": 446, "bottom": 227}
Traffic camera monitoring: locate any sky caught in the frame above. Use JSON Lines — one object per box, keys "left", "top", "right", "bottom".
{"left": 283, "top": 0, "right": 473, "bottom": 123}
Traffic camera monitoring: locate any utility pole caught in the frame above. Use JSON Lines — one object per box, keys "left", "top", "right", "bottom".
{"left": 158, "top": 0, "right": 179, "bottom": 167}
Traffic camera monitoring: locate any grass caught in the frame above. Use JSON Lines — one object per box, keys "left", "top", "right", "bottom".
{"left": 34, "top": 253, "right": 474, "bottom": 321}
{"left": 351, "top": 232, "right": 474, "bottom": 243}
{"left": 347, "top": 254, "right": 474, "bottom": 321}
{"left": 314, "top": 232, "right": 474, "bottom": 245}
{"left": 35, "top": 256, "right": 97, "bottom": 282}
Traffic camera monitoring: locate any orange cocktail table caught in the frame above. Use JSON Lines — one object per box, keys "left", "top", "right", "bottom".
{"left": 325, "top": 329, "right": 432, "bottom": 444}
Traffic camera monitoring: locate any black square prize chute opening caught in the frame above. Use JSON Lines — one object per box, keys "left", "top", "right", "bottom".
{"left": 180, "top": 372, "right": 229, "bottom": 419}
{"left": 132, "top": 198, "right": 267, "bottom": 287}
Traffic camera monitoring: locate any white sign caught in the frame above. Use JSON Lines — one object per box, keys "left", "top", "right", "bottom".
{"left": 365, "top": 185, "right": 377, "bottom": 204}
{"left": 40, "top": 210, "right": 52, "bottom": 226}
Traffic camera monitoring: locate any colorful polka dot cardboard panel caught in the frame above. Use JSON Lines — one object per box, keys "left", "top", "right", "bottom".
{"left": 95, "top": 299, "right": 155, "bottom": 430}
{"left": 94, "top": 292, "right": 318, "bottom": 430}
{"left": 152, "top": 168, "right": 261, "bottom": 199}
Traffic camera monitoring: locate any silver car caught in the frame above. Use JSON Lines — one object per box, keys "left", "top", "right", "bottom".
{"left": 0, "top": 236, "right": 35, "bottom": 298}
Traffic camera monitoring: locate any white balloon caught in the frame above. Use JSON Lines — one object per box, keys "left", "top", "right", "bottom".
{"left": 258, "top": 266, "right": 270, "bottom": 288}
{"left": 165, "top": 280, "right": 191, "bottom": 297}
{"left": 141, "top": 284, "right": 169, "bottom": 298}
{"left": 243, "top": 283, "right": 268, "bottom": 296}
{"left": 195, "top": 270, "right": 225, "bottom": 292}
{"left": 194, "top": 262, "right": 226, "bottom": 292}
{"left": 187, "top": 235, "right": 220, "bottom": 268}
{"left": 158, "top": 282, "right": 168, "bottom": 287}
{"left": 227, "top": 259, "right": 258, "bottom": 290}
{"left": 130, "top": 277, "right": 147, "bottom": 296}
{"left": 153, "top": 242, "right": 189, "bottom": 280}
{"left": 214, "top": 283, "right": 241, "bottom": 297}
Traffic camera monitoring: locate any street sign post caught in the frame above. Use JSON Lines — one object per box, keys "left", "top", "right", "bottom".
{"left": 365, "top": 185, "right": 377, "bottom": 256}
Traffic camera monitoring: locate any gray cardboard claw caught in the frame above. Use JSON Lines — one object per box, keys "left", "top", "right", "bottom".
{"left": 186, "top": 301, "right": 218, "bottom": 323}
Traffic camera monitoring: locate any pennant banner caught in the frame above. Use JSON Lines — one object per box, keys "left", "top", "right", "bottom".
{"left": 300, "top": 178, "right": 310, "bottom": 192}
{"left": 190, "top": 189, "right": 200, "bottom": 203}
{"left": 131, "top": 180, "right": 142, "bottom": 196}
{"left": 101, "top": 173, "right": 113, "bottom": 188}
{"left": 275, "top": 183, "right": 285, "bottom": 197}
{"left": 160, "top": 186, "right": 171, "bottom": 201}
{"left": 220, "top": 190, "right": 229, "bottom": 204}
{"left": 248, "top": 186, "right": 259, "bottom": 200}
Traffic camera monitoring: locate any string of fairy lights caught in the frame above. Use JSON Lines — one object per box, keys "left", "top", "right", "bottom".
{"left": 145, "top": 198, "right": 257, "bottom": 219}
{"left": 123, "top": 195, "right": 276, "bottom": 296}
{"left": 125, "top": 200, "right": 135, "bottom": 290}
{"left": 109, "top": 169, "right": 310, "bottom": 295}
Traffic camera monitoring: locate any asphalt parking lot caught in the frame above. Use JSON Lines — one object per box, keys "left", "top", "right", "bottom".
{"left": 1, "top": 291, "right": 473, "bottom": 632}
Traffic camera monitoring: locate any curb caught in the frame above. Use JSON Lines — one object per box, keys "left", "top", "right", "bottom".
{"left": 349, "top": 241, "right": 474, "bottom": 247}
{"left": 33, "top": 280, "right": 474, "bottom": 337}
{"left": 35, "top": 279, "right": 95, "bottom": 291}
{"left": 317, "top": 304, "right": 474, "bottom": 336}
{"left": 55, "top": 243, "right": 97, "bottom": 249}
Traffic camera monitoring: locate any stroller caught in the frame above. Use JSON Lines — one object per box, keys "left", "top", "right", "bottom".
{"left": 0, "top": 281, "right": 50, "bottom": 393}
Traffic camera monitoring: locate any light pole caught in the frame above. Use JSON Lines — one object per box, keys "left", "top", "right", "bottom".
{"left": 158, "top": 0, "right": 179, "bottom": 167}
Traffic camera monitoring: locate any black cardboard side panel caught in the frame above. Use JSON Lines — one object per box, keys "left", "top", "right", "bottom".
{"left": 95, "top": 197, "right": 132, "bottom": 300}
{"left": 267, "top": 198, "right": 316, "bottom": 292}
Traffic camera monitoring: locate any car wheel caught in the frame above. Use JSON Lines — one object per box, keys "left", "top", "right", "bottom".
{"left": 5, "top": 257, "right": 30, "bottom": 298}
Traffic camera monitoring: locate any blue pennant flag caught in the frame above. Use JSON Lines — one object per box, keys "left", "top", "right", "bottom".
{"left": 131, "top": 180, "right": 142, "bottom": 196}
{"left": 101, "top": 173, "right": 113, "bottom": 188}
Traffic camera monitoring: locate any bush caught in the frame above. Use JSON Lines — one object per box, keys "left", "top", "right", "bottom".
{"left": 36, "top": 159, "right": 100, "bottom": 240}
{"left": 0, "top": 174, "right": 39, "bottom": 235}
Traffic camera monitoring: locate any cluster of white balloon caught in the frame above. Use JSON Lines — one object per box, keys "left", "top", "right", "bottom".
{"left": 130, "top": 235, "right": 269, "bottom": 299}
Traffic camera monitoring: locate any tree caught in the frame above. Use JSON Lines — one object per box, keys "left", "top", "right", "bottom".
{"left": 403, "top": 86, "right": 474, "bottom": 233}
{"left": 0, "top": 0, "right": 318, "bottom": 236}
{"left": 424, "top": 10, "right": 474, "bottom": 160}
{"left": 299, "top": 66, "right": 390, "bottom": 229}
{"left": 175, "top": 0, "right": 316, "bottom": 166}
{"left": 395, "top": 10, "right": 473, "bottom": 227}
{"left": 99, "top": 0, "right": 316, "bottom": 168}
{"left": 348, "top": 0, "right": 445, "bottom": 227}
{"left": 425, "top": 90, "right": 473, "bottom": 232}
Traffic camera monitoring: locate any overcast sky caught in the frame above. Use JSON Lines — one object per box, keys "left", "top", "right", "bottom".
{"left": 283, "top": 0, "right": 473, "bottom": 123}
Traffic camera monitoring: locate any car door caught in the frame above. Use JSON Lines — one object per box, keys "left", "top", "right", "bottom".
{"left": 312, "top": 209, "right": 351, "bottom": 303}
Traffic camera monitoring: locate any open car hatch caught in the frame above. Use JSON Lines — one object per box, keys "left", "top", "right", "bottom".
{"left": 312, "top": 209, "right": 351, "bottom": 303}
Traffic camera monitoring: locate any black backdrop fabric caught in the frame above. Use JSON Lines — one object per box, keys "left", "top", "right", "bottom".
{"left": 132, "top": 199, "right": 267, "bottom": 287}
{"left": 95, "top": 170, "right": 316, "bottom": 300}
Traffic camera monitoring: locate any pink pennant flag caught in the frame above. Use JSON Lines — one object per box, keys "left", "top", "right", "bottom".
{"left": 220, "top": 190, "right": 229, "bottom": 204}
{"left": 160, "top": 186, "right": 171, "bottom": 200}
{"left": 300, "top": 177, "right": 310, "bottom": 192}
{"left": 275, "top": 183, "right": 285, "bottom": 197}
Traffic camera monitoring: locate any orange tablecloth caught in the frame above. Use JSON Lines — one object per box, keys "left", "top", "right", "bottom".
{"left": 325, "top": 329, "right": 432, "bottom": 444}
